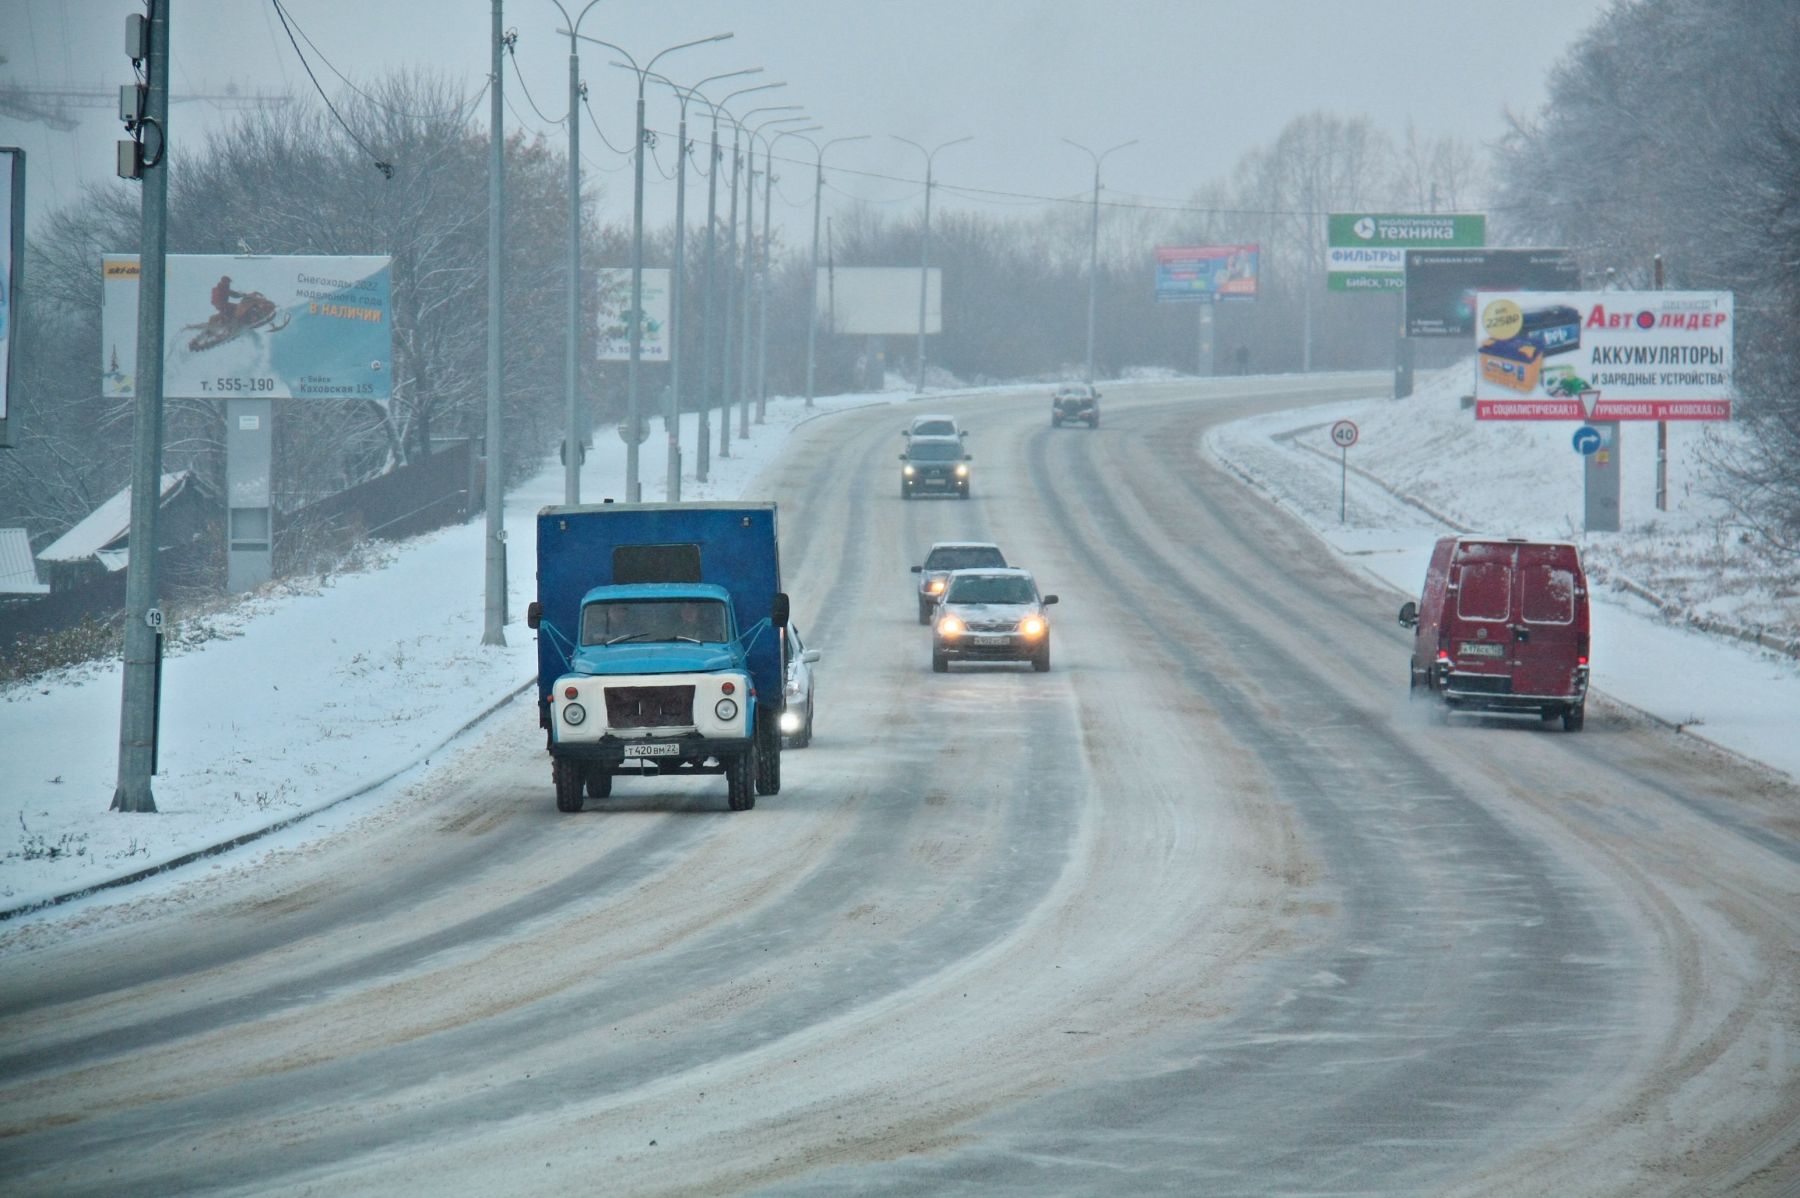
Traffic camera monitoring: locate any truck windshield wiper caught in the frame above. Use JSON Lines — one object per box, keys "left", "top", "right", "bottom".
{"left": 604, "top": 632, "right": 647, "bottom": 645}
{"left": 669, "top": 635, "right": 704, "bottom": 644}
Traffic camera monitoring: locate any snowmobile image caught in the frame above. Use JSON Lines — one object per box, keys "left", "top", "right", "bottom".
{"left": 185, "top": 291, "right": 290, "bottom": 352}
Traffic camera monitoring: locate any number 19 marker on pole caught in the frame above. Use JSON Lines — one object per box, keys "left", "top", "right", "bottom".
{"left": 1330, "top": 420, "right": 1359, "bottom": 523}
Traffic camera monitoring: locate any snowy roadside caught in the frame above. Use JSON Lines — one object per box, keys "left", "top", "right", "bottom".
{"left": 0, "top": 386, "right": 927, "bottom": 917}
{"left": 1203, "top": 362, "right": 1800, "bottom": 782}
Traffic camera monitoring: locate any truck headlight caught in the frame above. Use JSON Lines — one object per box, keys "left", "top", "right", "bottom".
{"left": 714, "top": 698, "right": 739, "bottom": 721}
{"left": 562, "top": 702, "right": 587, "bottom": 726}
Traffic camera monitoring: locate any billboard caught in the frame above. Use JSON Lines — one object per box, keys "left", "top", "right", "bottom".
{"left": 1404, "top": 248, "right": 1580, "bottom": 337}
{"left": 1155, "top": 244, "right": 1257, "bottom": 302}
{"left": 0, "top": 148, "right": 20, "bottom": 447}
{"left": 1327, "top": 213, "right": 1485, "bottom": 292}
{"left": 102, "top": 253, "right": 393, "bottom": 402}
{"left": 815, "top": 266, "right": 941, "bottom": 336}
{"left": 1473, "top": 290, "right": 1733, "bottom": 421}
{"left": 596, "top": 267, "right": 671, "bottom": 362}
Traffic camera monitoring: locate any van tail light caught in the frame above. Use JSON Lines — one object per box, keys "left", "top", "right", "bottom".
{"left": 1436, "top": 650, "right": 1450, "bottom": 661}
{"left": 1577, "top": 655, "right": 1588, "bottom": 667}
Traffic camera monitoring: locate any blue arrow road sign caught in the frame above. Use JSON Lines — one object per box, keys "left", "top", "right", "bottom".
{"left": 1572, "top": 426, "right": 1602, "bottom": 456}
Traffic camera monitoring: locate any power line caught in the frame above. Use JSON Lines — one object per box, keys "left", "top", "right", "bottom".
{"left": 502, "top": 30, "right": 566, "bottom": 126}
{"left": 268, "top": 0, "right": 391, "bottom": 178}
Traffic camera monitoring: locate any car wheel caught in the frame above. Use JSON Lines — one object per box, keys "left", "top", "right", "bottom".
{"left": 918, "top": 600, "right": 933, "bottom": 625}
{"left": 1562, "top": 703, "right": 1585, "bottom": 733}
{"left": 727, "top": 744, "right": 756, "bottom": 811}
{"left": 1089, "top": 415, "right": 1099, "bottom": 428}
{"left": 959, "top": 484, "right": 971, "bottom": 500}
{"left": 901, "top": 483, "right": 912, "bottom": 500}
{"left": 932, "top": 649, "right": 948, "bottom": 673}
{"left": 553, "top": 758, "right": 585, "bottom": 813}
{"left": 585, "top": 765, "right": 612, "bottom": 798}
{"left": 1408, "top": 666, "right": 1419, "bottom": 697}
{"left": 1052, "top": 415, "right": 1062, "bottom": 427}
{"left": 1032, "top": 640, "right": 1051, "bottom": 672}
{"left": 789, "top": 696, "right": 813, "bottom": 749}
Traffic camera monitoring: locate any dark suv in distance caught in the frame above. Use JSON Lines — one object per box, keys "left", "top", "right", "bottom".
{"left": 911, "top": 541, "right": 1008, "bottom": 623}
{"left": 1051, "top": 383, "right": 1100, "bottom": 428}
{"left": 900, "top": 435, "right": 972, "bottom": 500}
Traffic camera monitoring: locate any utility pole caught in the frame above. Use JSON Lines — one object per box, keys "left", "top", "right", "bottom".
{"left": 697, "top": 113, "right": 720, "bottom": 482}
{"left": 1063, "top": 137, "right": 1136, "bottom": 386}
{"left": 720, "top": 122, "right": 740, "bottom": 459}
{"left": 667, "top": 106, "right": 689, "bottom": 501}
{"left": 892, "top": 135, "right": 971, "bottom": 394}
{"left": 552, "top": 1, "right": 601, "bottom": 506}
{"left": 739, "top": 140, "right": 755, "bottom": 438}
{"left": 802, "top": 135, "right": 869, "bottom": 409}
{"left": 757, "top": 126, "right": 818, "bottom": 421}
{"left": 113, "top": 0, "right": 171, "bottom": 813}
{"left": 482, "top": 1, "right": 507, "bottom": 646}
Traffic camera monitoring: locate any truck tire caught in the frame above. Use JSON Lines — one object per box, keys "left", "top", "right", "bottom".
{"left": 727, "top": 746, "right": 756, "bottom": 811}
{"left": 553, "top": 758, "right": 585, "bottom": 813}
{"left": 1562, "top": 703, "right": 1585, "bottom": 732}
{"left": 586, "top": 766, "right": 612, "bottom": 798}
{"left": 755, "top": 711, "right": 782, "bottom": 795}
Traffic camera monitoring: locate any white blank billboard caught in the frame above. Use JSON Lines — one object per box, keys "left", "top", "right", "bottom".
{"left": 816, "top": 267, "right": 941, "bottom": 335}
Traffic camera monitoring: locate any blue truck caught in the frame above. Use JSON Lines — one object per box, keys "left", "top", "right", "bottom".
{"left": 526, "top": 502, "right": 788, "bottom": 812}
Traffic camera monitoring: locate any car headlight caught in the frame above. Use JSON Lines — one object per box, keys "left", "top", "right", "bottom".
{"left": 779, "top": 710, "right": 801, "bottom": 733}
{"left": 562, "top": 701, "right": 587, "bottom": 726}
{"left": 956, "top": 464, "right": 969, "bottom": 477}
{"left": 926, "top": 577, "right": 945, "bottom": 594}
{"left": 1019, "top": 616, "right": 1046, "bottom": 637}
{"left": 903, "top": 465, "right": 915, "bottom": 476}
{"left": 714, "top": 698, "right": 739, "bottom": 721}
{"left": 937, "top": 615, "right": 964, "bottom": 638}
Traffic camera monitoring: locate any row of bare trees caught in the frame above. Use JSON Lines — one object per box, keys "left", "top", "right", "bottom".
{"left": 1495, "top": 0, "right": 1800, "bottom": 547}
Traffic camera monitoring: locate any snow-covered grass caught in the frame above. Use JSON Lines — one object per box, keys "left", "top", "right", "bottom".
{"left": 1204, "top": 360, "right": 1800, "bottom": 780}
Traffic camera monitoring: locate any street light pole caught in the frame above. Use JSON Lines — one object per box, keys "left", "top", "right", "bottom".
{"left": 482, "top": 0, "right": 508, "bottom": 647}
{"left": 650, "top": 68, "right": 761, "bottom": 502}
{"left": 801, "top": 134, "right": 869, "bottom": 408}
{"left": 574, "top": 30, "right": 733, "bottom": 502}
{"left": 733, "top": 108, "right": 804, "bottom": 439}
{"left": 758, "top": 125, "right": 820, "bottom": 421}
{"left": 550, "top": 1, "right": 601, "bottom": 507}
{"left": 892, "top": 134, "right": 971, "bottom": 394}
{"left": 692, "top": 81, "right": 783, "bottom": 479}
{"left": 1063, "top": 137, "right": 1136, "bottom": 386}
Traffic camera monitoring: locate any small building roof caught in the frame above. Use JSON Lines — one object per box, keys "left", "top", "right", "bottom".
{"left": 0, "top": 528, "right": 50, "bottom": 595}
{"left": 38, "top": 471, "right": 195, "bottom": 565}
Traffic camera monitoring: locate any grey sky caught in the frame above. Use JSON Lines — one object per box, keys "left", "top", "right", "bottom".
{"left": 2, "top": 0, "right": 1608, "bottom": 242}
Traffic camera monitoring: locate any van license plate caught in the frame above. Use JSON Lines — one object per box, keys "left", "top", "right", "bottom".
{"left": 624, "top": 743, "right": 679, "bottom": 758}
{"left": 1459, "top": 642, "right": 1506, "bottom": 658}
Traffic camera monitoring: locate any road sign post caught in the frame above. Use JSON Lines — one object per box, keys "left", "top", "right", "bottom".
{"left": 1330, "top": 419, "right": 1358, "bottom": 523}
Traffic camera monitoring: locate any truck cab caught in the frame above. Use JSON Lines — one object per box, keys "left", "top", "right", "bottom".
{"left": 529, "top": 503, "right": 788, "bottom": 811}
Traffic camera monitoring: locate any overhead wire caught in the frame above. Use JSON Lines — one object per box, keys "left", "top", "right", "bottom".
{"left": 268, "top": 0, "right": 392, "bottom": 178}
{"left": 274, "top": 0, "right": 483, "bottom": 123}
{"left": 502, "top": 30, "right": 568, "bottom": 126}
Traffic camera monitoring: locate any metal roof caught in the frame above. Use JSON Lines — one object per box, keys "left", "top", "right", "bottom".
{"left": 37, "top": 471, "right": 193, "bottom": 565}
{"left": 0, "top": 528, "right": 50, "bottom": 595}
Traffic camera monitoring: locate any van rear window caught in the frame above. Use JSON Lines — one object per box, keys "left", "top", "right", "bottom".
{"left": 1522, "top": 564, "right": 1577, "bottom": 624}
{"left": 1456, "top": 562, "right": 1512, "bottom": 622}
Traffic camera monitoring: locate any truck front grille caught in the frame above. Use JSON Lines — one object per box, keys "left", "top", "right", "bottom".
{"left": 604, "top": 685, "right": 695, "bottom": 728}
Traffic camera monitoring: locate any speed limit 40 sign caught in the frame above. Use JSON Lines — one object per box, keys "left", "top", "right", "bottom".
{"left": 1330, "top": 419, "right": 1359, "bottom": 448}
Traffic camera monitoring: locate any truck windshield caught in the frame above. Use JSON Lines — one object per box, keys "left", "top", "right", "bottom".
{"left": 581, "top": 599, "right": 729, "bottom": 645}
{"left": 946, "top": 575, "right": 1036, "bottom": 605}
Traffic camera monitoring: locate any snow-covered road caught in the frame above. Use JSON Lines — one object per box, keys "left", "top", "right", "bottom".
{"left": 2, "top": 378, "right": 1796, "bottom": 1194}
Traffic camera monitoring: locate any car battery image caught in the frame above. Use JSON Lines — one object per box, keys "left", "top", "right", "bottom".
{"left": 1519, "top": 304, "right": 1581, "bottom": 357}
{"left": 1479, "top": 336, "right": 1544, "bottom": 393}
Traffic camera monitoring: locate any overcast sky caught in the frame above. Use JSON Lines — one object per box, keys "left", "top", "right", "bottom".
{"left": 3, "top": 0, "right": 1609, "bottom": 245}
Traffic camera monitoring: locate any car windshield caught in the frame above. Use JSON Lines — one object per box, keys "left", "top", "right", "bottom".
{"left": 581, "top": 598, "right": 729, "bottom": 645}
{"left": 1056, "top": 386, "right": 1091, "bottom": 399}
{"left": 925, "top": 545, "right": 1006, "bottom": 571}
{"left": 907, "top": 440, "right": 963, "bottom": 462}
{"left": 946, "top": 575, "right": 1036, "bottom": 605}
{"left": 911, "top": 419, "right": 956, "bottom": 437}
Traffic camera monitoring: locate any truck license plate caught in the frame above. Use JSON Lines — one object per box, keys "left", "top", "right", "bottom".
{"left": 1458, "top": 642, "right": 1506, "bottom": 658}
{"left": 624, "top": 743, "right": 680, "bottom": 758}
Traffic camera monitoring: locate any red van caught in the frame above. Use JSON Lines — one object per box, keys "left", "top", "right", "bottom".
{"left": 1398, "top": 537, "right": 1591, "bottom": 730}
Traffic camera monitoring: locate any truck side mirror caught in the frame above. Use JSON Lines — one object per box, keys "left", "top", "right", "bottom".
{"left": 1398, "top": 600, "right": 1418, "bottom": 629}
{"left": 527, "top": 601, "right": 543, "bottom": 630}
{"left": 1043, "top": 595, "right": 1059, "bottom": 605}
{"left": 771, "top": 592, "right": 790, "bottom": 628}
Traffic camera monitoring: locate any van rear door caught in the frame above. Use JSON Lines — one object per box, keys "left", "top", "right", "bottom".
{"left": 1511, "top": 544, "right": 1585, "bottom": 699}
{"left": 1448, "top": 541, "right": 1515, "bottom": 681}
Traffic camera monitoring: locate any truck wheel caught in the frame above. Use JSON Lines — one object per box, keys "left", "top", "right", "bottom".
{"left": 1031, "top": 641, "right": 1051, "bottom": 672}
{"left": 553, "top": 758, "right": 585, "bottom": 813}
{"left": 755, "top": 711, "right": 782, "bottom": 795}
{"left": 1562, "top": 703, "right": 1586, "bottom": 732}
{"left": 727, "top": 746, "right": 756, "bottom": 811}
{"left": 586, "top": 766, "right": 612, "bottom": 798}
{"left": 932, "top": 649, "right": 948, "bottom": 673}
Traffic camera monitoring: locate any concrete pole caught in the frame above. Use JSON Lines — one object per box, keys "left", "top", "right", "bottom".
{"left": 113, "top": 0, "right": 172, "bottom": 813}
{"left": 806, "top": 148, "right": 825, "bottom": 409}
{"left": 667, "top": 104, "right": 688, "bottom": 502}
{"left": 757, "top": 143, "right": 774, "bottom": 422}
{"left": 482, "top": 0, "right": 507, "bottom": 645}
{"left": 626, "top": 82, "right": 647, "bottom": 502}
{"left": 698, "top": 112, "right": 719, "bottom": 481}
{"left": 562, "top": 27, "right": 582, "bottom": 504}
{"left": 739, "top": 139, "right": 755, "bottom": 438}
{"left": 916, "top": 164, "right": 930, "bottom": 393}
{"left": 1062, "top": 138, "right": 1135, "bottom": 387}
{"left": 720, "top": 125, "right": 740, "bottom": 458}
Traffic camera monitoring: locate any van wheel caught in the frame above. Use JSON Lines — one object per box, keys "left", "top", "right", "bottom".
{"left": 755, "top": 711, "right": 782, "bottom": 795}
{"left": 1562, "top": 703, "right": 1586, "bottom": 733}
{"left": 727, "top": 745, "right": 756, "bottom": 811}
{"left": 585, "top": 766, "right": 612, "bottom": 798}
{"left": 553, "top": 758, "right": 585, "bottom": 813}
